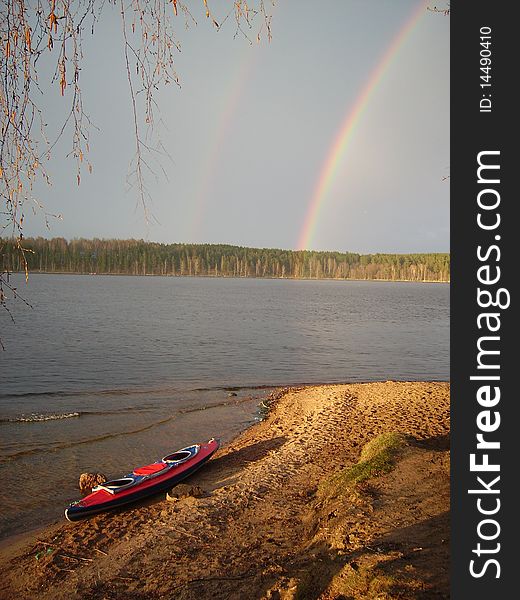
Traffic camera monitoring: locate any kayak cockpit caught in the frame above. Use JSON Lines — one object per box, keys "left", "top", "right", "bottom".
{"left": 94, "top": 477, "right": 139, "bottom": 494}
{"left": 162, "top": 445, "right": 199, "bottom": 464}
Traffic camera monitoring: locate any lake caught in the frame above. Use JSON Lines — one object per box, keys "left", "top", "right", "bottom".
{"left": 0, "top": 274, "right": 449, "bottom": 538}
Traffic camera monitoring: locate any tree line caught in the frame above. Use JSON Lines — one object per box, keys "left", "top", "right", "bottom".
{"left": 1, "top": 238, "right": 450, "bottom": 282}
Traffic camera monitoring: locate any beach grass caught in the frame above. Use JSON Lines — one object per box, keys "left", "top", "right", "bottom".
{"left": 319, "top": 431, "right": 408, "bottom": 497}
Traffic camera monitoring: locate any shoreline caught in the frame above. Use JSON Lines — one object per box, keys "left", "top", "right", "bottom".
{"left": 0, "top": 381, "right": 450, "bottom": 599}
{"left": 8, "top": 271, "right": 450, "bottom": 284}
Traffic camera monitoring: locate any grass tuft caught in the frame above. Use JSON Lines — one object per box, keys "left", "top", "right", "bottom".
{"left": 319, "top": 432, "right": 408, "bottom": 498}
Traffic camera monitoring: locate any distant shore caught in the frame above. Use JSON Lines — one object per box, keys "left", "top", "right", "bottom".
{"left": 0, "top": 381, "right": 450, "bottom": 599}
{"left": 9, "top": 270, "right": 450, "bottom": 284}
{"left": 2, "top": 237, "right": 450, "bottom": 283}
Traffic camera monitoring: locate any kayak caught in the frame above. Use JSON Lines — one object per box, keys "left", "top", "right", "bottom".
{"left": 65, "top": 438, "right": 220, "bottom": 521}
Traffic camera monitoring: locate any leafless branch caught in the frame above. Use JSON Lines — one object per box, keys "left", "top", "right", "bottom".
{"left": 1, "top": 1, "right": 274, "bottom": 344}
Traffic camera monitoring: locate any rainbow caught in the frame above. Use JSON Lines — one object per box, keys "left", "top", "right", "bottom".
{"left": 297, "top": 1, "right": 429, "bottom": 251}
{"left": 187, "top": 47, "right": 260, "bottom": 240}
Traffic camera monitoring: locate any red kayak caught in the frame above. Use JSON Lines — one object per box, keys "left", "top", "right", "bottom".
{"left": 65, "top": 438, "right": 220, "bottom": 521}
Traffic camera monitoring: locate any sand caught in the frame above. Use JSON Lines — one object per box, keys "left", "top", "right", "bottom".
{"left": 0, "top": 381, "right": 450, "bottom": 599}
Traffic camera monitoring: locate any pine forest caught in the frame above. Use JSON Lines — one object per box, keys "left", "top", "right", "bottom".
{"left": 1, "top": 238, "right": 450, "bottom": 282}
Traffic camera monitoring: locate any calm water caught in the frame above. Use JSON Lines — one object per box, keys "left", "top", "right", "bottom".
{"left": 0, "top": 274, "right": 449, "bottom": 538}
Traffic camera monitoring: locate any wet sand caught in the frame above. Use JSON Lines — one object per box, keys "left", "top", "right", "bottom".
{"left": 0, "top": 381, "right": 450, "bottom": 599}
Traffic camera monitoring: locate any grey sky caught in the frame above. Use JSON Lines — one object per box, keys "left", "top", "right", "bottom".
{"left": 31, "top": 0, "right": 449, "bottom": 253}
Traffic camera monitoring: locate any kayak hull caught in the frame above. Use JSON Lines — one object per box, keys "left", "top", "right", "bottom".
{"left": 65, "top": 438, "right": 219, "bottom": 521}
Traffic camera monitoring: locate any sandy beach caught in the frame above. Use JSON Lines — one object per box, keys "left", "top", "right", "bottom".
{"left": 0, "top": 381, "right": 450, "bottom": 599}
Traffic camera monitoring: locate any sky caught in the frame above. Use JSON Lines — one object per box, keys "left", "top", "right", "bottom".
{"left": 29, "top": 0, "right": 450, "bottom": 254}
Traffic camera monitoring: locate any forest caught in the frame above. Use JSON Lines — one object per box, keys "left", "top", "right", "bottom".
{"left": 1, "top": 238, "right": 450, "bottom": 282}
